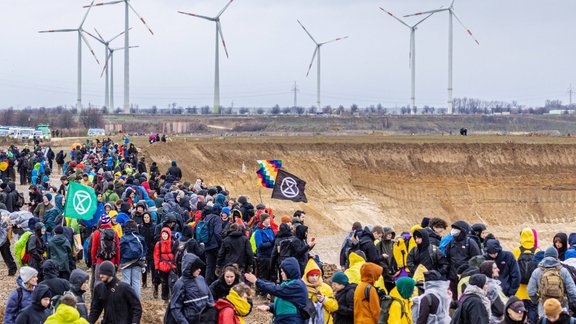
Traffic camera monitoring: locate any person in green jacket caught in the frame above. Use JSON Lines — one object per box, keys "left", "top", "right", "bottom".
{"left": 47, "top": 226, "right": 74, "bottom": 280}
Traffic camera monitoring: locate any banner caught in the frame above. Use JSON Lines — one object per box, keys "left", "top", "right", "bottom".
{"left": 64, "top": 182, "right": 98, "bottom": 220}
{"left": 271, "top": 169, "right": 308, "bottom": 203}
{"left": 256, "top": 160, "right": 282, "bottom": 188}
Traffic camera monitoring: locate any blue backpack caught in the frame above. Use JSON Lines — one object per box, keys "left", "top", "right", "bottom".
{"left": 120, "top": 232, "right": 145, "bottom": 262}
{"left": 195, "top": 218, "right": 211, "bottom": 244}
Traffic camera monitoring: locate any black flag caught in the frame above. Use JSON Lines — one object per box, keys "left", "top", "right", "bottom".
{"left": 271, "top": 169, "right": 308, "bottom": 203}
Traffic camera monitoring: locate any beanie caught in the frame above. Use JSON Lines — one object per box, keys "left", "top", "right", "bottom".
{"left": 281, "top": 216, "right": 292, "bottom": 224}
{"left": 396, "top": 277, "right": 417, "bottom": 299}
{"left": 237, "top": 196, "right": 247, "bottom": 204}
{"left": 44, "top": 193, "right": 53, "bottom": 201}
{"left": 544, "top": 298, "right": 563, "bottom": 317}
{"left": 99, "top": 261, "right": 116, "bottom": 277}
{"left": 221, "top": 207, "right": 231, "bottom": 216}
{"left": 331, "top": 272, "right": 349, "bottom": 285}
{"left": 20, "top": 266, "right": 38, "bottom": 284}
{"left": 545, "top": 246, "right": 559, "bottom": 259}
{"left": 307, "top": 269, "right": 321, "bottom": 277}
{"left": 54, "top": 225, "right": 64, "bottom": 235}
{"left": 100, "top": 214, "right": 111, "bottom": 225}
{"left": 469, "top": 274, "right": 487, "bottom": 289}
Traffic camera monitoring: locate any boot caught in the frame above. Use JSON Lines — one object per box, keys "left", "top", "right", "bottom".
{"left": 153, "top": 285, "right": 159, "bottom": 299}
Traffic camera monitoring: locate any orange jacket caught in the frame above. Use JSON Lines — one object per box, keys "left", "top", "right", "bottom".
{"left": 354, "top": 262, "right": 383, "bottom": 324}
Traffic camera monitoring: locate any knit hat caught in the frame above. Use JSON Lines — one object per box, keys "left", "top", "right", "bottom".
{"left": 331, "top": 272, "right": 349, "bottom": 285}
{"left": 99, "top": 261, "right": 116, "bottom": 277}
{"left": 396, "top": 277, "right": 417, "bottom": 299}
{"left": 100, "top": 214, "right": 111, "bottom": 225}
{"left": 307, "top": 269, "right": 321, "bottom": 277}
{"left": 543, "top": 298, "right": 563, "bottom": 317}
{"left": 221, "top": 207, "right": 231, "bottom": 216}
{"left": 420, "top": 217, "right": 431, "bottom": 228}
{"left": 237, "top": 196, "right": 247, "bottom": 204}
{"left": 545, "top": 246, "right": 559, "bottom": 259}
{"left": 281, "top": 216, "right": 292, "bottom": 224}
{"left": 469, "top": 274, "right": 487, "bottom": 289}
{"left": 54, "top": 225, "right": 64, "bottom": 235}
{"left": 44, "top": 193, "right": 52, "bottom": 201}
{"left": 20, "top": 266, "right": 38, "bottom": 284}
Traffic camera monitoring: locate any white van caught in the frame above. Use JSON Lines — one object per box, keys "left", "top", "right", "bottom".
{"left": 87, "top": 128, "right": 106, "bottom": 136}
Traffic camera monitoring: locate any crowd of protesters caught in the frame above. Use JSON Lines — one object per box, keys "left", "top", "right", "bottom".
{"left": 1, "top": 137, "right": 576, "bottom": 323}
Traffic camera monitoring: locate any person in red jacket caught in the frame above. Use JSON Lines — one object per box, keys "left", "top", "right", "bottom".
{"left": 90, "top": 215, "right": 121, "bottom": 293}
{"left": 154, "top": 227, "right": 176, "bottom": 302}
{"left": 215, "top": 283, "right": 254, "bottom": 324}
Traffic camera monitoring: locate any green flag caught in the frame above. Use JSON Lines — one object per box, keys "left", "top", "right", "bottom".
{"left": 64, "top": 182, "right": 98, "bottom": 220}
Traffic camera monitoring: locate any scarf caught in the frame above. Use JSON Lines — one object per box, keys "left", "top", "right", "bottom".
{"left": 227, "top": 290, "right": 252, "bottom": 324}
{"left": 305, "top": 279, "right": 322, "bottom": 295}
{"left": 464, "top": 284, "right": 492, "bottom": 319}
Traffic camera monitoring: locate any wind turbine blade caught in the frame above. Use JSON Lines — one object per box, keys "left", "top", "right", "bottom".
{"left": 80, "top": 0, "right": 96, "bottom": 28}
{"left": 128, "top": 2, "right": 154, "bottom": 35}
{"left": 108, "top": 28, "right": 131, "bottom": 43}
{"left": 379, "top": 8, "right": 411, "bottom": 29}
{"left": 38, "top": 29, "right": 77, "bottom": 33}
{"left": 112, "top": 46, "right": 139, "bottom": 51}
{"left": 452, "top": 11, "right": 480, "bottom": 45}
{"left": 320, "top": 36, "right": 349, "bottom": 45}
{"left": 404, "top": 8, "right": 448, "bottom": 17}
{"left": 101, "top": 51, "right": 112, "bottom": 78}
{"left": 306, "top": 47, "right": 319, "bottom": 77}
{"left": 83, "top": 30, "right": 105, "bottom": 44}
{"left": 80, "top": 33, "right": 100, "bottom": 65}
{"left": 413, "top": 11, "right": 437, "bottom": 27}
{"left": 178, "top": 11, "right": 215, "bottom": 21}
{"left": 217, "top": 21, "right": 230, "bottom": 58}
{"left": 84, "top": 0, "right": 123, "bottom": 8}
{"left": 94, "top": 28, "right": 105, "bottom": 41}
{"left": 217, "top": 0, "right": 234, "bottom": 18}
{"left": 297, "top": 20, "right": 318, "bottom": 44}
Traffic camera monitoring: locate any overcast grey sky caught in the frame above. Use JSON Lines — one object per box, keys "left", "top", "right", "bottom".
{"left": 0, "top": 0, "right": 574, "bottom": 109}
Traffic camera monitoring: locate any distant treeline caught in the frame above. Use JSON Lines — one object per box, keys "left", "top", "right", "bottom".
{"left": 0, "top": 107, "right": 104, "bottom": 129}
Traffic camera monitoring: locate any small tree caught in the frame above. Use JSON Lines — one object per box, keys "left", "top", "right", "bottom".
{"left": 271, "top": 105, "right": 281, "bottom": 115}
{"left": 256, "top": 108, "right": 265, "bottom": 115}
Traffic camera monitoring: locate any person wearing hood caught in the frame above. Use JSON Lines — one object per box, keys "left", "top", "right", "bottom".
{"left": 0, "top": 214, "right": 17, "bottom": 276}
{"left": 89, "top": 260, "right": 142, "bottom": 324}
{"left": 339, "top": 222, "right": 362, "bottom": 270}
{"left": 69, "top": 269, "right": 90, "bottom": 320}
{"left": 4, "top": 267, "right": 38, "bottom": 324}
{"left": 166, "top": 160, "right": 182, "bottom": 180}
{"left": 353, "top": 262, "right": 383, "bottom": 324}
{"left": 407, "top": 228, "right": 448, "bottom": 278}
{"left": 5, "top": 182, "right": 20, "bottom": 212}
{"left": 174, "top": 225, "right": 205, "bottom": 276}
{"left": 210, "top": 264, "right": 241, "bottom": 300}
{"left": 201, "top": 206, "right": 223, "bottom": 285}
{"left": 502, "top": 296, "right": 528, "bottom": 324}
{"left": 446, "top": 220, "right": 481, "bottom": 299}
{"left": 358, "top": 226, "right": 387, "bottom": 265}
{"left": 331, "top": 271, "right": 356, "bottom": 324}
{"left": 470, "top": 223, "right": 488, "bottom": 250}
{"left": 120, "top": 220, "right": 147, "bottom": 298}
{"left": 451, "top": 274, "right": 491, "bottom": 324}
{"left": 139, "top": 212, "right": 157, "bottom": 290}
{"left": 302, "top": 258, "right": 339, "bottom": 323}
{"left": 27, "top": 222, "right": 47, "bottom": 281}
{"left": 512, "top": 228, "right": 541, "bottom": 323}
{"left": 271, "top": 223, "right": 296, "bottom": 278}
{"left": 386, "top": 277, "right": 416, "bottom": 324}
{"left": 554, "top": 233, "right": 568, "bottom": 261}
{"left": 215, "top": 283, "right": 254, "bottom": 324}
{"left": 217, "top": 223, "right": 253, "bottom": 274}
{"left": 291, "top": 225, "right": 316, "bottom": 276}
{"left": 237, "top": 196, "right": 255, "bottom": 224}
{"left": 484, "top": 239, "right": 521, "bottom": 297}
{"left": 426, "top": 217, "right": 448, "bottom": 247}
{"left": 40, "top": 259, "right": 71, "bottom": 296}
{"left": 528, "top": 247, "right": 576, "bottom": 317}
{"left": 376, "top": 226, "right": 399, "bottom": 292}
{"left": 44, "top": 294, "right": 89, "bottom": 324}
{"left": 154, "top": 226, "right": 177, "bottom": 301}
{"left": 14, "top": 283, "right": 51, "bottom": 324}
{"left": 479, "top": 261, "right": 507, "bottom": 323}
{"left": 245, "top": 257, "right": 308, "bottom": 324}
{"left": 47, "top": 225, "right": 74, "bottom": 280}
{"left": 412, "top": 270, "right": 451, "bottom": 324}
{"left": 538, "top": 298, "right": 575, "bottom": 324}
{"left": 166, "top": 253, "right": 213, "bottom": 324}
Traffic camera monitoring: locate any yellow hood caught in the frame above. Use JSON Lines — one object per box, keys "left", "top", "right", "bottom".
{"left": 345, "top": 252, "right": 365, "bottom": 284}
{"left": 348, "top": 252, "right": 365, "bottom": 268}
{"left": 410, "top": 225, "right": 422, "bottom": 234}
{"left": 45, "top": 304, "right": 88, "bottom": 324}
{"left": 519, "top": 228, "right": 535, "bottom": 249}
{"left": 303, "top": 258, "right": 323, "bottom": 284}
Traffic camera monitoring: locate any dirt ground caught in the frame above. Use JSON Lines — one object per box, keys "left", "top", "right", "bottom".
{"left": 1, "top": 134, "right": 576, "bottom": 323}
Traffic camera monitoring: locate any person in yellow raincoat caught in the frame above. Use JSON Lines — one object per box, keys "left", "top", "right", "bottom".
{"left": 344, "top": 251, "right": 387, "bottom": 293}
{"left": 512, "top": 227, "right": 540, "bottom": 324}
{"left": 44, "top": 294, "right": 89, "bottom": 324}
{"left": 393, "top": 225, "right": 419, "bottom": 278}
{"left": 387, "top": 277, "right": 417, "bottom": 324}
{"left": 303, "top": 258, "right": 338, "bottom": 323}
{"left": 108, "top": 210, "right": 123, "bottom": 238}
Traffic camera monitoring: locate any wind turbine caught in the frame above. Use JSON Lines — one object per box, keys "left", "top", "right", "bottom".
{"left": 85, "top": 28, "right": 128, "bottom": 110}
{"left": 380, "top": 8, "right": 435, "bottom": 110}
{"left": 86, "top": 0, "right": 153, "bottom": 113}
{"left": 101, "top": 46, "right": 139, "bottom": 112}
{"left": 404, "top": 0, "right": 479, "bottom": 115}
{"left": 178, "top": 0, "right": 235, "bottom": 114}
{"left": 39, "top": 0, "right": 99, "bottom": 111}
{"left": 297, "top": 20, "right": 348, "bottom": 110}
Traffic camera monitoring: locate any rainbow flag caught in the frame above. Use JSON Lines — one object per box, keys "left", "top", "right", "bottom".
{"left": 256, "top": 160, "right": 282, "bottom": 188}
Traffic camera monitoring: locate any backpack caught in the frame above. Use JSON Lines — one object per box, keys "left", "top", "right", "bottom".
{"left": 539, "top": 266, "right": 565, "bottom": 303}
{"left": 195, "top": 218, "right": 211, "bottom": 244}
{"left": 518, "top": 246, "right": 536, "bottom": 284}
{"left": 50, "top": 291, "right": 75, "bottom": 314}
{"left": 15, "top": 232, "right": 33, "bottom": 266}
{"left": 361, "top": 284, "right": 407, "bottom": 324}
{"left": 15, "top": 192, "right": 25, "bottom": 209}
{"left": 298, "top": 298, "right": 318, "bottom": 320}
{"left": 411, "top": 294, "right": 434, "bottom": 324}
{"left": 120, "top": 232, "right": 144, "bottom": 262}
{"left": 278, "top": 237, "right": 295, "bottom": 263}
{"left": 174, "top": 239, "right": 190, "bottom": 276}
{"left": 97, "top": 228, "right": 117, "bottom": 261}
{"left": 11, "top": 287, "right": 24, "bottom": 321}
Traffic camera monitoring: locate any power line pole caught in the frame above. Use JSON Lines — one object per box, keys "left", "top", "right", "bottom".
{"left": 292, "top": 82, "right": 299, "bottom": 108}
{"left": 569, "top": 84, "right": 574, "bottom": 106}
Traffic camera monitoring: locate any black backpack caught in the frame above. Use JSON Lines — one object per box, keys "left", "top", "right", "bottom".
{"left": 518, "top": 246, "right": 536, "bottom": 284}
{"left": 97, "top": 228, "right": 117, "bottom": 260}
{"left": 15, "top": 192, "right": 25, "bottom": 209}
{"left": 174, "top": 239, "right": 190, "bottom": 276}
{"left": 279, "top": 237, "right": 296, "bottom": 263}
